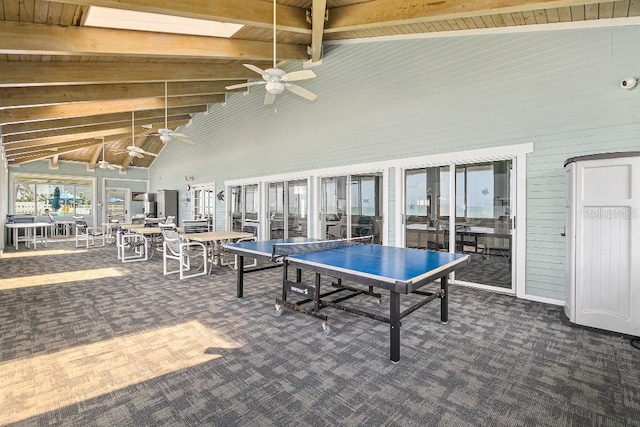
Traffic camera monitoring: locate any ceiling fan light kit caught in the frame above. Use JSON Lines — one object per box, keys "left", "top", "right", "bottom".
{"left": 266, "top": 82, "right": 285, "bottom": 95}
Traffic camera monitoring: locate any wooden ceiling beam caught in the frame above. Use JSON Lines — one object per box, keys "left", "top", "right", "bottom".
{"left": 326, "top": 0, "right": 603, "bottom": 32}
{"left": 6, "top": 120, "right": 188, "bottom": 165}
{"left": 5, "top": 114, "right": 192, "bottom": 144}
{"left": 0, "top": 62, "right": 270, "bottom": 87}
{"left": 310, "top": 0, "right": 327, "bottom": 63}
{"left": 5, "top": 119, "right": 188, "bottom": 151}
{"left": 3, "top": 106, "right": 206, "bottom": 135}
{"left": 5, "top": 131, "right": 131, "bottom": 152}
{"left": 0, "top": 81, "right": 245, "bottom": 109}
{"left": 0, "top": 94, "right": 225, "bottom": 124}
{"left": 0, "top": 21, "right": 308, "bottom": 61}
{"left": 7, "top": 139, "right": 104, "bottom": 163}
{"left": 89, "top": 145, "right": 104, "bottom": 169}
{"left": 50, "top": 0, "right": 310, "bottom": 33}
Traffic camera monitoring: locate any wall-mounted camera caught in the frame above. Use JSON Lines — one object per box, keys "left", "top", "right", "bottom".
{"left": 620, "top": 77, "right": 638, "bottom": 90}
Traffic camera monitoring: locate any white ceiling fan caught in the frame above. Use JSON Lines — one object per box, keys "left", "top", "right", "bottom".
{"left": 96, "top": 137, "right": 122, "bottom": 170}
{"left": 115, "top": 112, "right": 159, "bottom": 159}
{"left": 150, "top": 81, "right": 194, "bottom": 144}
{"left": 225, "top": 0, "right": 317, "bottom": 105}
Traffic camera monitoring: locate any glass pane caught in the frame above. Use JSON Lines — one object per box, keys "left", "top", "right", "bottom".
{"left": 454, "top": 160, "right": 513, "bottom": 290}
{"left": 37, "top": 184, "right": 55, "bottom": 216}
{"left": 106, "top": 189, "right": 126, "bottom": 222}
{"left": 75, "top": 185, "right": 92, "bottom": 216}
{"left": 405, "top": 166, "right": 449, "bottom": 251}
{"left": 321, "top": 176, "right": 347, "bottom": 240}
{"left": 230, "top": 186, "right": 242, "bottom": 231}
{"left": 15, "top": 183, "right": 35, "bottom": 215}
{"left": 268, "top": 182, "right": 285, "bottom": 239}
{"left": 288, "top": 180, "right": 307, "bottom": 237}
{"left": 244, "top": 184, "right": 258, "bottom": 221}
{"left": 351, "top": 174, "right": 382, "bottom": 244}
{"left": 205, "top": 190, "right": 215, "bottom": 218}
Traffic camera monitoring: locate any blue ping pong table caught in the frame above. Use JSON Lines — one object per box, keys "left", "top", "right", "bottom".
{"left": 223, "top": 238, "right": 470, "bottom": 362}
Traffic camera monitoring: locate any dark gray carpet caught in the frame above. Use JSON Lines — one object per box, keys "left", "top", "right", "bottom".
{"left": 456, "top": 252, "right": 512, "bottom": 289}
{"left": 0, "top": 241, "right": 638, "bottom": 426}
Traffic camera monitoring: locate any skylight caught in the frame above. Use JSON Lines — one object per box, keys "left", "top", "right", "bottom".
{"left": 85, "top": 6, "right": 244, "bottom": 38}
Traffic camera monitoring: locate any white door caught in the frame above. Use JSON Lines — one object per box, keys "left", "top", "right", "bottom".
{"left": 574, "top": 156, "right": 640, "bottom": 336}
{"left": 105, "top": 188, "right": 130, "bottom": 223}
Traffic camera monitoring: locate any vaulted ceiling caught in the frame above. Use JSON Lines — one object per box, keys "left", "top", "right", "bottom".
{"left": 1, "top": 0, "right": 638, "bottom": 171}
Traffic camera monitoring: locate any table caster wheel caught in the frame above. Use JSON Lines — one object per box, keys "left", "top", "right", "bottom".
{"left": 275, "top": 304, "right": 283, "bottom": 316}
{"left": 322, "top": 322, "right": 330, "bottom": 336}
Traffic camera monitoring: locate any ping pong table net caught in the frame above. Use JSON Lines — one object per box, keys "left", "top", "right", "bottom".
{"left": 270, "top": 235, "right": 373, "bottom": 261}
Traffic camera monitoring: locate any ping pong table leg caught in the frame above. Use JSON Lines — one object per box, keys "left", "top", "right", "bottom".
{"left": 390, "top": 291, "right": 401, "bottom": 363}
{"left": 441, "top": 276, "right": 448, "bottom": 324}
{"left": 281, "top": 264, "right": 288, "bottom": 302}
{"left": 236, "top": 255, "right": 244, "bottom": 298}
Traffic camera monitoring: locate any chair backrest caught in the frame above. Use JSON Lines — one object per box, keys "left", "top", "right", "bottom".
{"left": 242, "top": 223, "right": 258, "bottom": 236}
{"left": 164, "top": 215, "right": 176, "bottom": 225}
{"left": 161, "top": 226, "right": 182, "bottom": 255}
{"left": 183, "top": 220, "right": 208, "bottom": 234}
{"left": 73, "top": 216, "right": 88, "bottom": 234}
{"left": 7, "top": 214, "right": 35, "bottom": 224}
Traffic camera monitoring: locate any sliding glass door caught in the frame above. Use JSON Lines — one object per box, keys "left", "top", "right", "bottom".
{"left": 267, "top": 179, "right": 308, "bottom": 239}
{"left": 268, "top": 182, "right": 285, "bottom": 238}
{"left": 453, "top": 160, "right": 513, "bottom": 290}
{"left": 405, "top": 166, "right": 449, "bottom": 251}
{"left": 229, "top": 184, "right": 259, "bottom": 234}
{"left": 350, "top": 174, "right": 383, "bottom": 243}
{"left": 320, "top": 173, "right": 383, "bottom": 243}
{"left": 404, "top": 159, "right": 514, "bottom": 292}
{"left": 288, "top": 180, "right": 308, "bottom": 237}
{"left": 320, "top": 176, "right": 347, "bottom": 240}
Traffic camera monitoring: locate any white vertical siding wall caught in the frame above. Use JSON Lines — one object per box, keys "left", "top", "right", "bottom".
{"left": 150, "top": 25, "right": 640, "bottom": 301}
{"left": 0, "top": 147, "right": 8, "bottom": 252}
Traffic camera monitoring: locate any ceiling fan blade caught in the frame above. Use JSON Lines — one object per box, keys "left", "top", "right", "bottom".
{"left": 173, "top": 133, "right": 195, "bottom": 145}
{"left": 284, "top": 70, "right": 316, "bottom": 82}
{"left": 141, "top": 150, "right": 158, "bottom": 157}
{"left": 264, "top": 92, "right": 276, "bottom": 105}
{"left": 286, "top": 84, "right": 317, "bottom": 101}
{"left": 131, "top": 152, "right": 143, "bottom": 159}
{"left": 226, "top": 81, "right": 265, "bottom": 90}
{"left": 243, "top": 63, "right": 266, "bottom": 75}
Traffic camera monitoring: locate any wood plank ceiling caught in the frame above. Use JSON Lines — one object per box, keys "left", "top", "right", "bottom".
{"left": 1, "top": 0, "right": 638, "bottom": 171}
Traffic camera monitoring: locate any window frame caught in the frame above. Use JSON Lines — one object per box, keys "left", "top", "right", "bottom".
{"left": 9, "top": 172, "right": 97, "bottom": 219}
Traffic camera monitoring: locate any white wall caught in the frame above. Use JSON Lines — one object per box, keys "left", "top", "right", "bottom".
{"left": 149, "top": 25, "right": 640, "bottom": 300}
{"left": 0, "top": 146, "right": 8, "bottom": 253}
